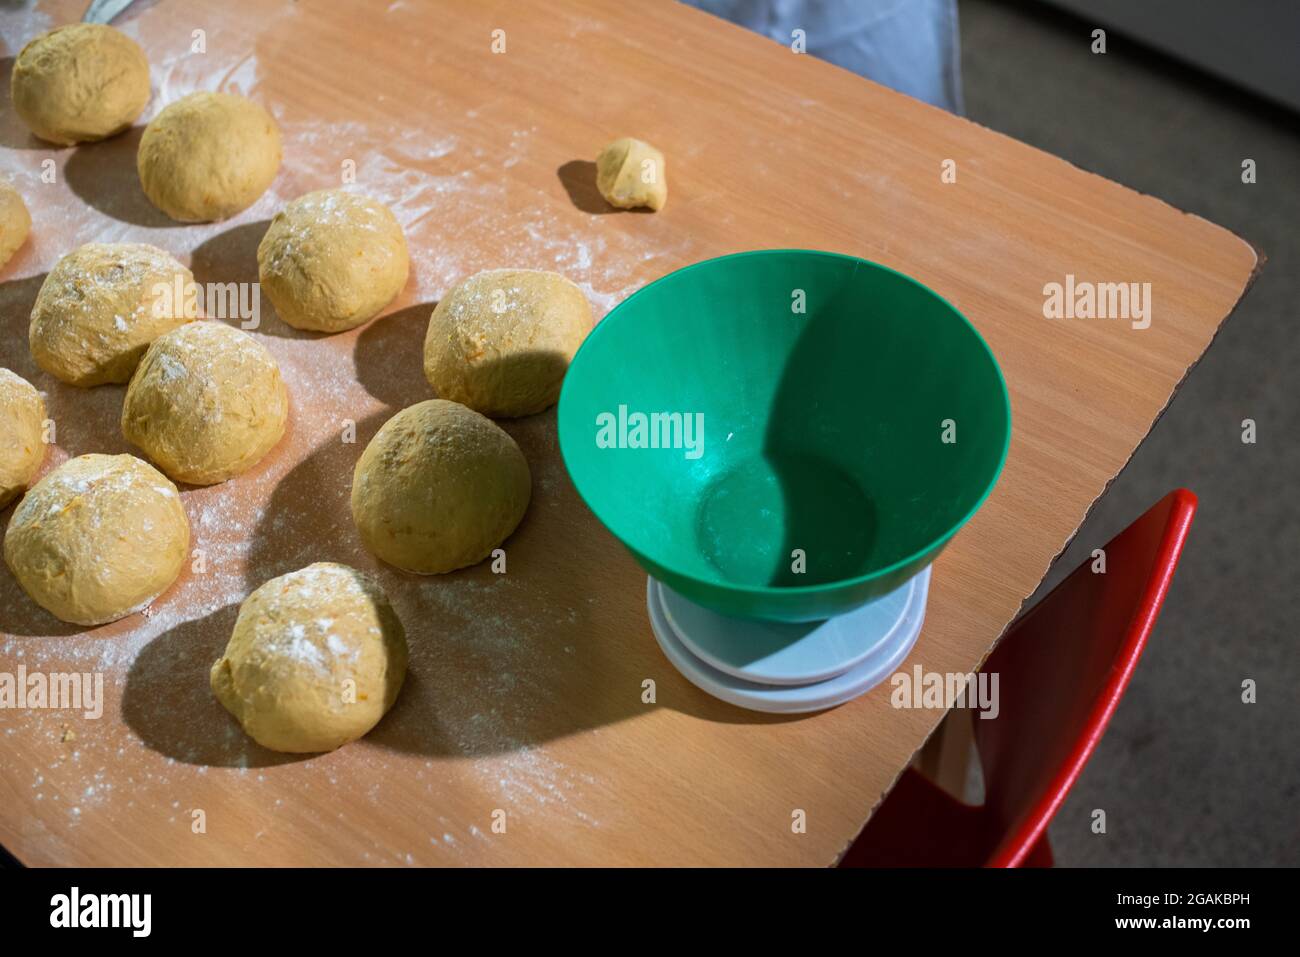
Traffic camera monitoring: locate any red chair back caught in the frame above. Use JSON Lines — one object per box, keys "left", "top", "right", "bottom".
{"left": 975, "top": 489, "right": 1197, "bottom": 866}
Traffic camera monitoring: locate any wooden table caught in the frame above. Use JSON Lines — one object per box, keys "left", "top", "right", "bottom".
{"left": 0, "top": 0, "right": 1257, "bottom": 866}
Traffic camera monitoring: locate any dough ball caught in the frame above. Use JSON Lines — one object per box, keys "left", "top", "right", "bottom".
{"left": 29, "top": 242, "right": 196, "bottom": 388}
{"left": 210, "top": 562, "right": 408, "bottom": 753}
{"left": 595, "top": 137, "right": 667, "bottom": 211}
{"left": 0, "top": 369, "right": 46, "bottom": 508}
{"left": 9, "top": 24, "right": 150, "bottom": 146}
{"left": 258, "top": 189, "right": 410, "bottom": 333}
{"left": 423, "top": 269, "right": 592, "bottom": 418}
{"left": 137, "top": 92, "right": 281, "bottom": 222}
{"left": 122, "top": 321, "right": 289, "bottom": 486}
{"left": 3, "top": 453, "right": 189, "bottom": 626}
{"left": 351, "top": 399, "right": 531, "bottom": 574}
{"left": 0, "top": 180, "right": 32, "bottom": 270}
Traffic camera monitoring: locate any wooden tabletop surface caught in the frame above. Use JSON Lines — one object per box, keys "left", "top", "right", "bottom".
{"left": 0, "top": 0, "right": 1257, "bottom": 866}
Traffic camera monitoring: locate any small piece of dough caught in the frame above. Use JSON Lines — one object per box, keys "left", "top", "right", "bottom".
{"left": 595, "top": 136, "right": 667, "bottom": 211}
{"left": 9, "top": 24, "right": 150, "bottom": 145}
{"left": 210, "top": 562, "right": 408, "bottom": 753}
{"left": 122, "top": 321, "right": 289, "bottom": 486}
{"left": 423, "top": 269, "right": 592, "bottom": 418}
{"left": 137, "top": 92, "right": 281, "bottom": 222}
{"left": 29, "top": 242, "right": 196, "bottom": 387}
{"left": 257, "top": 189, "right": 409, "bottom": 333}
{"left": 3, "top": 453, "right": 189, "bottom": 626}
{"left": 0, "top": 369, "right": 46, "bottom": 508}
{"left": 351, "top": 399, "right": 531, "bottom": 574}
{"left": 0, "top": 181, "right": 32, "bottom": 270}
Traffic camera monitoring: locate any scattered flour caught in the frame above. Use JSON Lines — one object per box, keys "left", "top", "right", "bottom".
{"left": 0, "top": 0, "right": 697, "bottom": 863}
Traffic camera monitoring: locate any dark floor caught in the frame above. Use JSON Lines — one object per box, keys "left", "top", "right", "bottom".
{"left": 959, "top": 0, "right": 1298, "bottom": 866}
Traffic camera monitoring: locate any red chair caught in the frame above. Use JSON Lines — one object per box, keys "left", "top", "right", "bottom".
{"left": 840, "top": 489, "right": 1197, "bottom": 867}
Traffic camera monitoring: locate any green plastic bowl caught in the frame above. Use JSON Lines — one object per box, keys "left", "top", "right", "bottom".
{"left": 558, "top": 250, "right": 1011, "bottom": 622}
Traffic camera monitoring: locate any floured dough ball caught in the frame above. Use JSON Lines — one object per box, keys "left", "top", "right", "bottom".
{"left": 122, "top": 321, "right": 288, "bottom": 486}
{"left": 9, "top": 24, "right": 150, "bottom": 145}
{"left": 211, "top": 562, "right": 408, "bottom": 753}
{"left": 595, "top": 136, "right": 667, "bottom": 211}
{"left": 137, "top": 92, "right": 281, "bottom": 222}
{"left": 258, "top": 189, "right": 410, "bottom": 333}
{"left": 3, "top": 453, "right": 189, "bottom": 626}
{"left": 0, "top": 181, "right": 32, "bottom": 270}
{"left": 351, "top": 399, "right": 531, "bottom": 574}
{"left": 423, "top": 269, "right": 592, "bottom": 418}
{"left": 0, "top": 369, "right": 46, "bottom": 508}
{"left": 29, "top": 242, "right": 196, "bottom": 387}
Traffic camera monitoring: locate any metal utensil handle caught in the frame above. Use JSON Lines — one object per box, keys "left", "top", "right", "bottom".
{"left": 83, "top": 0, "right": 136, "bottom": 24}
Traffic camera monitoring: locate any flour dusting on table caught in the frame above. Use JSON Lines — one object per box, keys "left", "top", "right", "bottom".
{"left": 0, "top": 0, "right": 697, "bottom": 864}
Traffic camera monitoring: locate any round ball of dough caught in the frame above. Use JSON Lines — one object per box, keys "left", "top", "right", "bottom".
{"left": 595, "top": 136, "right": 668, "bottom": 211}
{"left": 0, "top": 180, "right": 32, "bottom": 270}
{"left": 0, "top": 369, "right": 46, "bottom": 508}
{"left": 137, "top": 92, "right": 281, "bottom": 222}
{"left": 351, "top": 399, "right": 531, "bottom": 574}
{"left": 210, "top": 562, "right": 408, "bottom": 753}
{"left": 258, "top": 189, "right": 410, "bottom": 333}
{"left": 3, "top": 453, "right": 189, "bottom": 626}
{"left": 29, "top": 242, "right": 196, "bottom": 387}
{"left": 423, "top": 269, "right": 592, "bottom": 418}
{"left": 122, "top": 321, "right": 289, "bottom": 486}
{"left": 9, "top": 24, "right": 150, "bottom": 146}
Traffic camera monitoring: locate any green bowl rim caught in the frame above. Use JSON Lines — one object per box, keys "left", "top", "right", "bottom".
{"left": 557, "top": 248, "right": 1013, "bottom": 601}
